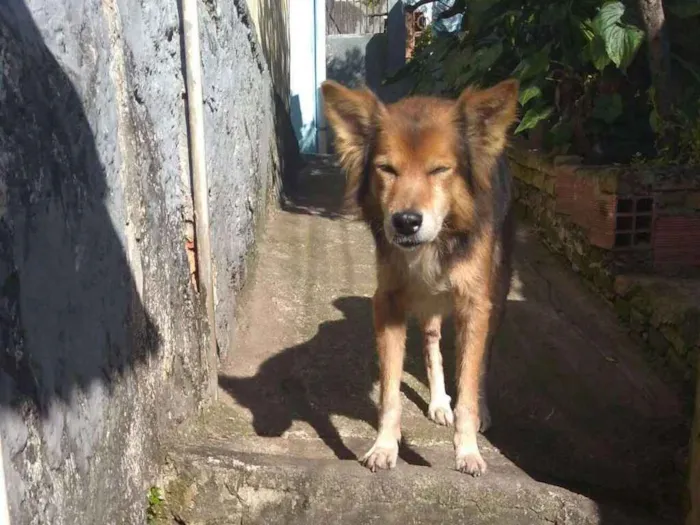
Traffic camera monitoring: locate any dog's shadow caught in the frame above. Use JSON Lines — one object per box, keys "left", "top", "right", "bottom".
{"left": 219, "top": 295, "right": 430, "bottom": 466}
{"left": 219, "top": 288, "right": 687, "bottom": 517}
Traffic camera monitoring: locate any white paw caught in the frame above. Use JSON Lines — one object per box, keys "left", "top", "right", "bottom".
{"left": 428, "top": 395, "right": 454, "bottom": 426}
{"left": 455, "top": 449, "right": 487, "bottom": 477}
{"left": 361, "top": 440, "right": 399, "bottom": 472}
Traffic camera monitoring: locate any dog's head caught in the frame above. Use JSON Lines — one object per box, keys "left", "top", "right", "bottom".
{"left": 321, "top": 79, "right": 518, "bottom": 250}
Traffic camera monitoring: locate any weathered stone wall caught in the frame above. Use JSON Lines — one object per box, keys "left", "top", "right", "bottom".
{"left": 244, "top": 0, "right": 289, "bottom": 103}
{"left": 199, "top": 0, "right": 284, "bottom": 361}
{"left": 243, "top": 0, "right": 300, "bottom": 195}
{"left": 0, "top": 0, "right": 286, "bottom": 523}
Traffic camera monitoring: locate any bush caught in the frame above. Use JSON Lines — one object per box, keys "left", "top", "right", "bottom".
{"left": 387, "top": 0, "right": 700, "bottom": 165}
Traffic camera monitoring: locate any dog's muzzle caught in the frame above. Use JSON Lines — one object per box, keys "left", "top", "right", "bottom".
{"left": 389, "top": 210, "right": 424, "bottom": 248}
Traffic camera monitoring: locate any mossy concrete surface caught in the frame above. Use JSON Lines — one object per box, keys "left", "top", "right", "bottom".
{"left": 163, "top": 424, "right": 658, "bottom": 525}
{"left": 613, "top": 275, "right": 700, "bottom": 381}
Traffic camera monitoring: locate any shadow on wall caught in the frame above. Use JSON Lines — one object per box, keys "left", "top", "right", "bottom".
{"left": 365, "top": 33, "right": 390, "bottom": 97}
{"left": 325, "top": 45, "right": 367, "bottom": 155}
{"left": 289, "top": 93, "right": 308, "bottom": 157}
{"left": 252, "top": 0, "right": 301, "bottom": 194}
{"left": 382, "top": 0, "right": 411, "bottom": 103}
{"left": 327, "top": 46, "right": 366, "bottom": 89}
{"left": 272, "top": 91, "right": 302, "bottom": 194}
{"left": 253, "top": 0, "right": 289, "bottom": 104}
{"left": 325, "top": 34, "right": 393, "bottom": 98}
{"left": 0, "top": 0, "right": 159, "bottom": 466}
{"left": 290, "top": 94, "right": 303, "bottom": 142}
{"left": 323, "top": 32, "right": 400, "bottom": 154}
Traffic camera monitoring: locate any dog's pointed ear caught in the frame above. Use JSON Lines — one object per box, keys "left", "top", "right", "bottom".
{"left": 321, "top": 80, "right": 385, "bottom": 164}
{"left": 457, "top": 78, "right": 519, "bottom": 157}
{"left": 322, "top": 81, "right": 386, "bottom": 210}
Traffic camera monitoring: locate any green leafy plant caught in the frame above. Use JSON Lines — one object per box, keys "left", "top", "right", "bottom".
{"left": 387, "top": 0, "right": 700, "bottom": 164}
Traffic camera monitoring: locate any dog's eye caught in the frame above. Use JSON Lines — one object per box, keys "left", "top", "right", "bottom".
{"left": 376, "top": 164, "right": 397, "bottom": 176}
{"left": 428, "top": 166, "right": 451, "bottom": 176}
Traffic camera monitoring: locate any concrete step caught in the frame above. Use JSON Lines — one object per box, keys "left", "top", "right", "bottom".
{"left": 163, "top": 428, "right": 662, "bottom": 525}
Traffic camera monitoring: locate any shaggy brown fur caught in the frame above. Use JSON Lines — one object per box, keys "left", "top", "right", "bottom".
{"left": 321, "top": 78, "right": 519, "bottom": 476}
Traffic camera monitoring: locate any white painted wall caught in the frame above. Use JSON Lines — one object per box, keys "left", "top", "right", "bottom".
{"left": 289, "top": 0, "right": 326, "bottom": 153}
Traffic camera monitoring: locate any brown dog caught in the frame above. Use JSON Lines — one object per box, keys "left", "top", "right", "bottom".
{"left": 321, "top": 78, "right": 518, "bottom": 476}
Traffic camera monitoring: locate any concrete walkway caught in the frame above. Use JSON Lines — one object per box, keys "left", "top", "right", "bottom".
{"left": 168, "top": 157, "right": 688, "bottom": 524}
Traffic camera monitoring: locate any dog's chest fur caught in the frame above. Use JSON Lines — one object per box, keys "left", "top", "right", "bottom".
{"left": 393, "top": 244, "right": 453, "bottom": 318}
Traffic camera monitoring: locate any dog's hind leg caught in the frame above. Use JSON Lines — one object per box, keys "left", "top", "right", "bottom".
{"left": 421, "top": 315, "right": 453, "bottom": 426}
{"left": 479, "top": 214, "right": 515, "bottom": 433}
{"left": 361, "top": 290, "right": 406, "bottom": 472}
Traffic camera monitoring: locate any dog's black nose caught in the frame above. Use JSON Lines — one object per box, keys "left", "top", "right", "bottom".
{"left": 392, "top": 211, "right": 423, "bottom": 236}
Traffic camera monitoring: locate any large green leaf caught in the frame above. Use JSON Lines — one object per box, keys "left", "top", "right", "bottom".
{"left": 584, "top": 30, "right": 612, "bottom": 71}
{"left": 591, "top": 0, "right": 625, "bottom": 33}
{"left": 608, "top": 25, "right": 644, "bottom": 70}
{"left": 518, "top": 84, "right": 542, "bottom": 106}
{"left": 591, "top": 2, "right": 644, "bottom": 71}
{"left": 515, "top": 106, "right": 554, "bottom": 134}
{"left": 592, "top": 93, "right": 623, "bottom": 123}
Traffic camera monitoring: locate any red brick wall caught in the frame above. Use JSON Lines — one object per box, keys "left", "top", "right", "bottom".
{"left": 653, "top": 216, "right": 700, "bottom": 269}
{"left": 555, "top": 169, "right": 617, "bottom": 249}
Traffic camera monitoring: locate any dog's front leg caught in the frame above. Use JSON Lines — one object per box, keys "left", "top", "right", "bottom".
{"left": 421, "top": 315, "right": 453, "bottom": 426}
{"left": 361, "top": 289, "right": 406, "bottom": 472}
{"left": 452, "top": 287, "right": 492, "bottom": 477}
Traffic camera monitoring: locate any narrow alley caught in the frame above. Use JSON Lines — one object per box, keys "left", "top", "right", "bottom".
{"left": 3, "top": 0, "right": 699, "bottom": 522}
